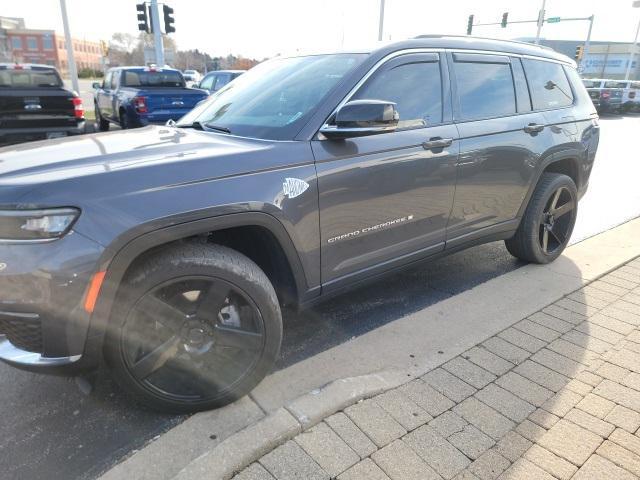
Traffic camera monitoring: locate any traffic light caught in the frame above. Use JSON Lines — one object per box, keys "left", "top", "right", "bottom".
{"left": 163, "top": 4, "right": 175, "bottom": 33}
{"left": 501, "top": 12, "right": 509, "bottom": 28}
{"left": 467, "top": 15, "right": 474, "bottom": 35}
{"left": 136, "top": 3, "right": 149, "bottom": 33}
{"left": 575, "top": 45, "right": 584, "bottom": 61}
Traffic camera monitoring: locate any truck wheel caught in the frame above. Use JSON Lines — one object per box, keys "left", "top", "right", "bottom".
{"left": 96, "top": 105, "right": 110, "bottom": 131}
{"left": 505, "top": 173, "right": 578, "bottom": 264}
{"left": 104, "top": 243, "right": 282, "bottom": 413}
{"left": 119, "top": 111, "right": 130, "bottom": 129}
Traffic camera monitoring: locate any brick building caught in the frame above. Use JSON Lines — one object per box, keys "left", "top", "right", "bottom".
{"left": 0, "top": 16, "right": 103, "bottom": 75}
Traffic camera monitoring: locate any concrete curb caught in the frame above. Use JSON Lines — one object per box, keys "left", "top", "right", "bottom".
{"left": 173, "top": 371, "right": 406, "bottom": 480}
{"left": 101, "top": 217, "right": 640, "bottom": 480}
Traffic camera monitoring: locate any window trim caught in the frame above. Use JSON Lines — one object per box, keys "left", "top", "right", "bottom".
{"left": 521, "top": 57, "right": 576, "bottom": 113}
{"left": 449, "top": 51, "right": 519, "bottom": 123}
{"left": 319, "top": 48, "right": 449, "bottom": 137}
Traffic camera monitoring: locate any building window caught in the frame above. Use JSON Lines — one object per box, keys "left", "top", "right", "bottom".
{"left": 11, "top": 37, "right": 22, "bottom": 49}
{"left": 27, "top": 37, "right": 37, "bottom": 50}
{"left": 43, "top": 36, "right": 53, "bottom": 50}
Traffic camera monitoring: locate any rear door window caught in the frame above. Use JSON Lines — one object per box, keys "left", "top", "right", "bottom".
{"left": 214, "top": 73, "right": 231, "bottom": 91}
{"left": 522, "top": 59, "right": 573, "bottom": 110}
{"left": 453, "top": 53, "right": 516, "bottom": 121}
{"left": 352, "top": 53, "right": 443, "bottom": 128}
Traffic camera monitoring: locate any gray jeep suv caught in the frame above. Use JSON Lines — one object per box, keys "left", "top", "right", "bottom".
{"left": 0, "top": 36, "right": 599, "bottom": 412}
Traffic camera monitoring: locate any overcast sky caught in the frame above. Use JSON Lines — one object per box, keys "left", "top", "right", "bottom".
{"left": 4, "top": 0, "right": 640, "bottom": 58}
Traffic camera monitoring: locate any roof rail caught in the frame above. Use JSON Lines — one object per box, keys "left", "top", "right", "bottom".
{"left": 413, "top": 34, "right": 555, "bottom": 51}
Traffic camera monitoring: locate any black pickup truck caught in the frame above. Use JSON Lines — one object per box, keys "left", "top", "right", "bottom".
{"left": 0, "top": 63, "right": 85, "bottom": 145}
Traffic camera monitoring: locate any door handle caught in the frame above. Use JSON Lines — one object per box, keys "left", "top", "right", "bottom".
{"left": 524, "top": 123, "right": 545, "bottom": 134}
{"left": 422, "top": 137, "right": 453, "bottom": 150}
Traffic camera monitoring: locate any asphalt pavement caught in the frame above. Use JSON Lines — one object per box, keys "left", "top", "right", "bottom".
{"left": 0, "top": 115, "right": 639, "bottom": 480}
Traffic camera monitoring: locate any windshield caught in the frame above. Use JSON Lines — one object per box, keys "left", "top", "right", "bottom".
{"left": 0, "top": 68, "right": 62, "bottom": 88}
{"left": 177, "top": 53, "right": 366, "bottom": 140}
{"left": 122, "top": 69, "right": 185, "bottom": 88}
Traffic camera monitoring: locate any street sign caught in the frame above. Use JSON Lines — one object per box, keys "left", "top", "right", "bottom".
{"left": 547, "top": 17, "right": 561, "bottom": 23}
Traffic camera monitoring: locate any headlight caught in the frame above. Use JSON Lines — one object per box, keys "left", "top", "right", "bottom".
{"left": 0, "top": 208, "right": 80, "bottom": 242}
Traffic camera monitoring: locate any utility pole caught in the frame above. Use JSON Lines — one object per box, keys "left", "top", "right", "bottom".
{"left": 625, "top": 2, "right": 640, "bottom": 80}
{"left": 535, "top": 0, "right": 547, "bottom": 45}
{"left": 59, "top": 0, "right": 79, "bottom": 94}
{"left": 582, "top": 15, "right": 594, "bottom": 72}
{"left": 378, "top": 0, "right": 385, "bottom": 41}
{"left": 150, "top": 0, "right": 164, "bottom": 66}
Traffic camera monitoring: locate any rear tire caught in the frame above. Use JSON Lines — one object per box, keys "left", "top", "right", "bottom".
{"left": 505, "top": 173, "right": 578, "bottom": 264}
{"left": 104, "top": 242, "right": 282, "bottom": 413}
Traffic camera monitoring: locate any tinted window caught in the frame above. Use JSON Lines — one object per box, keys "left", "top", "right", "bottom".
{"left": 522, "top": 59, "right": 573, "bottom": 110}
{"left": 200, "top": 74, "right": 215, "bottom": 91}
{"left": 353, "top": 60, "right": 442, "bottom": 128}
{"left": 214, "top": 74, "right": 231, "bottom": 91}
{"left": 122, "top": 69, "right": 185, "bottom": 88}
{"left": 0, "top": 68, "right": 62, "bottom": 88}
{"left": 454, "top": 58, "right": 516, "bottom": 120}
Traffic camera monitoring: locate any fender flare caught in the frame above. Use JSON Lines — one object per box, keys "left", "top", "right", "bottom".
{"left": 84, "top": 211, "right": 313, "bottom": 356}
{"left": 516, "top": 150, "right": 581, "bottom": 219}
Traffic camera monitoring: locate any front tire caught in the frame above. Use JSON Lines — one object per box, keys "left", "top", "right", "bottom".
{"left": 505, "top": 172, "right": 578, "bottom": 264}
{"left": 104, "top": 243, "right": 282, "bottom": 413}
{"left": 96, "top": 104, "right": 110, "bottom": 131}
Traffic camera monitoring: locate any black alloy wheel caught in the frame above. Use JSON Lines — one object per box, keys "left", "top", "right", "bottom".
{"left": 122, "top": 276, "right": 265, "bottom": 403}
{"left": 505, "top": 172, "right": 578, "bottom": 264}
{"left": 538, "top": 186, "right": 575, "bottom": 255}
{"left": 105, "top": 243, "right": 282, "bottom": 413}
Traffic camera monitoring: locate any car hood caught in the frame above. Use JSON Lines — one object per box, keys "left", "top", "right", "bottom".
{"left": 0, "top": 126, "right": 312, "bottom": 209}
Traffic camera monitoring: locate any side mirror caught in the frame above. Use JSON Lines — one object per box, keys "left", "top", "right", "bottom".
{"left": 92, "top": 82, "right": 101, "bottom": 89}
{"left": 320, "top": 100, "right": 399, "bottom": 139}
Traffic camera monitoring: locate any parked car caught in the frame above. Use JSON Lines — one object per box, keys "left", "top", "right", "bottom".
{"left": 582, "top": 78, "right": 624, "bottom": 113}
{"left": 0, "top": 36, "right": 598, "bottom": 413}
{"left": 618, "top": 80, "right": 640, "bottom": 111}
{"left": 197, "top": 69, "right": 245, "bottom": 94}
{"left": 183, "top": 69, "right": 202, "bottom": 83}
{"left": 0, "top": 63, "right": 85, "bottom": 145}
{"left": 182, "top": 73, "right": 199, "bottom": 88}
{"left": 93, "top": 66, "right": 208, "bottom": 130}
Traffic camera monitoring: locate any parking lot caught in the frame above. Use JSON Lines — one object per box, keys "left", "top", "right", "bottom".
{"left": 0, "top": 113, "right": 638, "bottom": 480}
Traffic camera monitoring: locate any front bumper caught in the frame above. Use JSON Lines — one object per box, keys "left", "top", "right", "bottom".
{"left": 0, "top": 230, "right": 104, "bottom": 374}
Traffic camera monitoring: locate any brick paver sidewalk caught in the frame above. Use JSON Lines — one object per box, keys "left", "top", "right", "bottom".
{"left": 233, "top": 258, "right": 640, "bottom": 480}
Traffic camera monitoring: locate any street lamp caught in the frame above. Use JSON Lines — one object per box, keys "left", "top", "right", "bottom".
{"left": 625, "top": 0, "right": 640, "bottom": 81}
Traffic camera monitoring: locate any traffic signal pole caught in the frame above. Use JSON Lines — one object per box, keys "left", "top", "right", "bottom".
{"left": 150, "top": 0, "right": 164, "bottom": 66}
{"left": 59, "top": 0, "right": 79, "bottom": 94}
{"left": 535, "top": 0, "right": 547, "bottom": 45}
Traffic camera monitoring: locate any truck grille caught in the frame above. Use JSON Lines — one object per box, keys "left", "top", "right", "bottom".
{"left": 0, "top": 313, "right": 43, "bottom": 353}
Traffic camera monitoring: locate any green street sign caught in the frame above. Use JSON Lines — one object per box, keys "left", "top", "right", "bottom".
{"left": 547, "top": 17, "right": 561, "bottom": 23}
